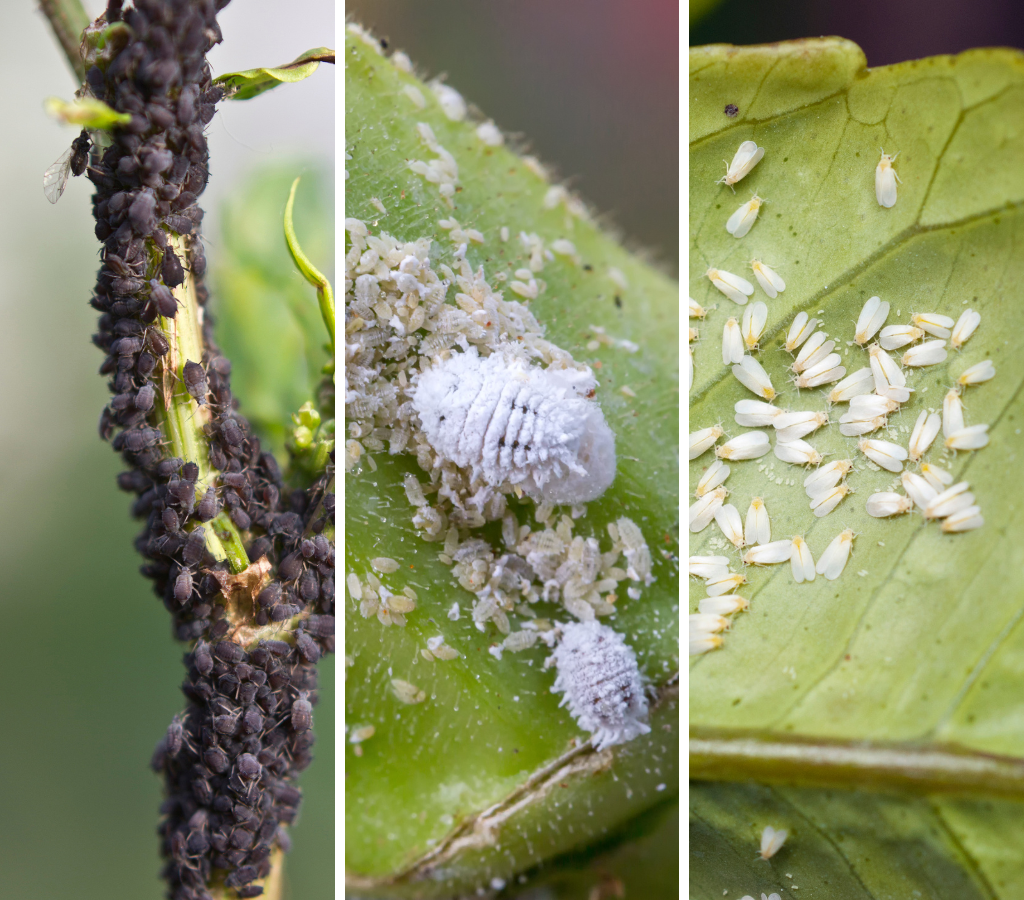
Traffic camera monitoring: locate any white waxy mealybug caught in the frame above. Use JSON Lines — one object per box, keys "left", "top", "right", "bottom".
{"left": 828, "top": 368, "right": 874, "bottom": 403}
{"left": 751, "top": 259, "right": 785, "bottom": 298}
{"left": 735, "top": 399, "right": 785, "bottom": 428}
{"left": 774, "top": 438, "right": 823, "bottom": 466}
{"left": 921, "top": 463, "right": 953, "bottom": 491}
{"left": 732, "top": 356, "right": 776, "bottom": 400}
{"left": 792, "top": 332, "right": 833, "bottom": 373}
{"left": 901, "top": 471, "right": 938, "bottom": 509}
{"left": 716, "top": 140, "right": 765, "bottom": 189}
{"left": 866, "top": 491, "right": 913, "bottom": 517}
{"left": 958, "top": 360, "right": 995, "bottom": 386}
{"left": 723, "top": 317, "right": 745, "bottom": 365}
{"left": 726, "top": 194, "right": 765, "bottom": 238}
{"left": 745, "top": 497, "right": 771, "bottom": 545}
{"left": 951, "top": 309, "right": 981, "bottom": 350}
{"left": 741, "top": 301, "right": 768, "bottom": 350}
{"left": 879, "top": 324, "right": 924, "bottom": 350}
{"left": 924, "top": 482, "right": 974, "bottom": 519}
{"left": 809, "top": 483, "right": 851, "bottom": 517}
{"left": 690, "top": 487, "right": 726, "bottom": 533}
{"left": 942, "top": 505, "right": 984, "bottom": 532}
{"left": 707, "top": 268, "right": 754, "bottom": 305}
{"left": 785, "top": 312, "right": 819, "bottom": 352}
{"left": 774, "top": 410, "right": 828, "bottom": 443}
{"left": 743, "top": 540, "right": 792, "bottom": 566}
{"left": 714, "top": 503, "right": 745, "bottom": 547}
{"left": 816, "top": 529, "right": 855, "bottom": 581}
{"left": 696, "top": 459, "right": 730, "bottom": 497}
{"left": 690, "top": 425, "right": 724, "bottom": 460}
{"left": 942, "top": 389, "right": 964, "bottom": 438}
{"left": 716, "top": 431, "right": 771, "bottom": 460}
{"left": 690, "top": 613, "right": 730, "bottom": 635}
{"left": 804, "top": 459, "right": 853, "bottom": 498}
{"left": 549, "top": 621, "right": 649, "bottom": 750}
{"left": 903, "top": 339, "right": 948, "bottom": 367}
{"left": 690, "top": 634, "right": 723, "bottom": 656}
{"left": 946, "top": 424, "right": 989, "bottom": 451}
{"left": 790, "top": 536, "right": 815, "bottom": 583}
{"left": 688, "top": 296, "right": 707, "bottom": 319}
{"left": 413, "top": 350, "right": 616, "bottom": 504}
{"left": 858, "top": 437, "right": 908, "bottom": 473}
{"left": 796, "top": 354, "right": 846, "bottom": 388}
{"left": 855, "top": 296, "right": 889, "bottom": 345}
{"left": 706, "top": 571, "right": 747, "bottom": 596}
{"left": 911, "top": 312, "right": 954, "bottom": 339}
{"left": 688, "top": 555, "right": 731, "bottom": 580}
{"left": 698, "top": 594, "right": 749, "bottom": 615}
{"left": 908, "top": 410, "right": 941, "bottom": 461}
{"left": 875, "top": 149, "right": 901, "bottom": 208}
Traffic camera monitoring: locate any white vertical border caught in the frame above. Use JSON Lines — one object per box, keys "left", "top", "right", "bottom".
{"left": 680, "top": 6, "right": 690, "bottom": 899}
{"left": 336, "top": 7, "right": 346, "bottom": 900}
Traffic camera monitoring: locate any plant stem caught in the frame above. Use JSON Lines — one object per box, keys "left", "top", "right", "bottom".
{"left": 690, "top": 726, "right": 1024, "bottom": 800}
{"left": 38, "top": 0, "right": 89, "bottom": 82}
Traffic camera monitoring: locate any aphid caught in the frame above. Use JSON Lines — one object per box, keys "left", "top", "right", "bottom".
{"left": 690, "top": 487, "right": 726, "bottom": 533}
{"left": 412, "top": 350, "right": 616, "bottom": 504}
{"left": 908, "top": 410, "right": 942, "bottom": 461}
{"left": 698, "top": 595, "right": 749, "bottom": 615}
{"left": 716, "top": 431, "right": 770, "bottom": 460}
{"left": 734, "top": 399, "right": 785, "bottom": 428}
{"left": 731, "top": 356, "right": 775, "bottom": 400}
{"left": 773, "top": 438, "right": 822, "bottom": 466}
{"left": 43, "top": 130, "right": 91, "bottom": 204}
{"left": 865, "top": 491, "right": 913, "bottom": 517}
{"left": 875, "top": 149, "right": 901, "bottom": 208}
{"left": 714, "top": 503, "right": 745, "bottom": 547}
{"left": 742, "top": 540, "right": 792, "bottom": 566}
{"left": 688, "top": 296, "right": 707, "bottom": 319}
{"left": 790, "top": 536, "right": 815, "bottom": 583}
{"left": 957, "top": 360, "right": 995, "bottom": 386}
{"left": 196, "top": 486, "right": 219, "bottom": 521}
{"left": 828, "top": 367, "right": 874, "bottom": 403}
{"left": 722, "top": 317, "right": 745, "bottom": 365}
{"left": 879, "top": 324, "right": 924, "bottom": 350}
{"left": 744, "top": 497, "right": 771, "bottom": 545}
{"left": 690, "top": 613, "right": 730, "bottom": 635}
{"left": 182, "top": 360, "right": 208, "bottom": 407}
{"left": 785, "top": 312, "right": 818, "bottom": 352}
{"left": 690, "top": 424, "right": 724, "bottom": 460}
{"left": 902, "top": 339, "right": 948, "bottom": 367}
{"left": 815, "top": 530, "right": 855, "bottom": 581}
{"left": 149, "top": 281, "right": 179, "bottom": 318}
{"left": 706, "top": 268, "right": 754, "bottom": 305}
{"left": 690, "top": 634, "right": 723, "bottom": 656}
{"left": 858, "top": 437, "right": 908, "bottom": 473}
{"left": 726, "top": 193, "right": 765, "bottom": 238}
{"left": 792, "top": 332, "right": 833, "bottom": 373}
{"left": 291, "top": 692, "right": 313, "bottom": 732}
{"left": 925, "top": 482, "right": 975, "bottom": 519}
{"left": 804, "top": 459, "right": 853, "bottom": 498}
{"left": 135, "top": 383, "right": 155, "bottom": 412}
{"left": 911, "top": 312, "right": 954, "bottom": 340}
{"left": 946, "top": 424, "right": 989, "bottom": 451}
{"left": 706, "top": 572, "right": 746, "bottom": 596}
{"left": 941, "top": 505, "right": 984, "bottom": 533}
{"left": 950, "top": 309, "right": 981, "bottom": 350}
{"left": 688, "top": 555, "right": 731, "bottom": 580}
{"left": 182, "top": 527, "right": 206, "bottom": 567}
{"left": 696, "top": 459, "right": 730, "bottom": 497}
{"left": 921, "top": 462, "right": 954, "bottom": 492}
{"left": 750, "top": 260, "right": 785, "bottom": 298}
{"left": 173, "top": 569, "right": 193, "bottom": 603}
{"left": 901, "top": 471, "right": 938, "bottom": 509}
{"left": 716, "top": 140, "right": 764, "bottom": 190}
{"left": 549, "top": 621, "right": 649, "bottom": 750}
{"left": 855, "top": 297, "right": 889, "bottom": 345}
{"left": 943, "top": 387, "right": 965, "bottom": 441}
{"left": 774, "top": 410, "right": 828, "bottom": 443}
{"left": 809, "top": 483, "right": 851, "bottom": 517}
{"left": 740, "top": 301, "right": 768, "bottom": 351}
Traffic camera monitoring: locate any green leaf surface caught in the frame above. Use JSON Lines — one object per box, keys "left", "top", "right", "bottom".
{"left": 346, "top": 29, "right": 679, "bottom": 898}
{"left": 214, "top": 47, "right": 334, "bottom": 100}
{"left": 690, "top": 38, "right": 1024, "bottom": 894}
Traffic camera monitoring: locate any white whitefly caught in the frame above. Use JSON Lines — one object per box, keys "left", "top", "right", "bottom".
{"left": 958, "top": 360, "right": 995, "bottom": 386}
{"left": 690, "top": 425, "right": 724, "bottom": 460}
{"left": 688, "top": 296, "right": 707, "bottom": 319}
{"left": 549, "top": 621, "right": 650, "bottom": 751}
{"left": 741, "top": 301, "right": 769, "bottom": 350}
{"left": 855, "top": 296, "right": 889, "bottom": 345}
{"left": 848, "top": 393, "right": 899, "bottom": 418}
{"left": 875, "top": 149, "right": 901, "bottom": 208}
{"left": 858, "top": 437, "right": 908, "bottom": 473}
{"left": 716, "top": 431, "right": 771, "bottom": 460}
{"left": 743, "top": 540, "right": 792, "bottom": 566}
{"left": 942, "top": 506, "right": 984, "bottom": 533}
{"left": 705, "top": 572, "right": 747, "bottom": 596}
{"left": 839, "top": 415, "right": 887, "bottom": 437}
{"left": 804, "top": 460, "right": 853, "bottom": 498}
{"left": 731, "top": 356, "right": 776, "bottom": 400}
{"left": 908, "top": 410, "right": 941, "bottom": 461}
{"left": 785, "top": 312, "right": 818, "bottom": 352}
{"left": 879, "top": 324, "right": 924, "bottom": 350}
{"left": 809, "top": 484, "right": 851, "bottom": 517}
{"left": 690, "top": 613, "right": 730, "bottom": 636}
{"left": 946, "top": 424, "right": 989, "bottom": 451}
{"left": 902, "top": 339, "right": 948, "bottom": 367}
{"left": 796, "top": 354, "right": 845, "bottom": 388}
{"left": 714, "top": 503, "right": 745, "bottom": 547}
{"left": 773, "top": 438, "right": 823, "bottom": 466}
{"left": 921, "top": 462, "right": 954, "bottom": 491}
{"left": 760, "top": 824, "right": 789, "bottom": 860}
{"left": 687, "top": 345, "right": 693, "bottom": 392}
{"left": 865, "top": 491, "right": 913, "bottom": 517}
{"left": 790, "top": 536, "right": 815, "bottom": 583}
{"left": 868, "top": 343, "right": 907, "bottom": 387}
{"left": 726, "top": 194, "right": 765, "bottom": 238}
{"left": 689, "top": 488, "right": 726, "bottom": 533}
{"left": 723, "top": 317, "right": 745, "bottom": 364}
{"left": 690, "top": 635, "right": 722, "bottom": 656}
{"left": 716, "top": 140, "right": 764, "bottom": 189}
{"left": 774, "top": 410, "right": 828, "bottom": 443}
{"left": 688, "top": 555, "right": 731, "bottom": 580}
{"left": 792, "top": 332, "right": 833, "bottom": 373}
{"left": 901, "top": 471, "right": 939, "bottom": 510}
{"left": 744, "top": 497, "right": 771, "bottom": 545}
{"left": 943, "top": 388, "right": 965, "bottom": 438}
{"left": 816, "top": 529, "right": 855, "bottom": 580}
{"left": 924, "top": 482, "right": 975, "bottom": 519}
{"left": 698, "top": 595, "right": 749, "bottom": 615}
{"left": 696, "top": 459, "right": 730, "bottom": 497}
{"left": 706, "top": 267, "right": 755, "bottom": 305}
{"left": 431, "top": 82, "right": 467, "bottom": 120}
{"left": 828, "top": 367, "right": 874, "bottom": 403}
{"left": 911, "top": 312, "right": 955, "bottom": 339}
{"left": 734, "top": 399, "right": 785, "bottom": 428}
{"left": 951, "top": 309, "right": 981, "bottom": 350}
{"left": 751, "top": 259, "right": 786, "bottom": 298}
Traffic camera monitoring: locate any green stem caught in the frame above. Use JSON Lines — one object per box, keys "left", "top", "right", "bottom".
{"left": 690, "top": 726, "right": 1024, "bottom": 801}
{"left": 284, "top": 177, "right": 335, "bottom": 352}
{"left": 39, "top": 0, "right": 89, "bottom": 81}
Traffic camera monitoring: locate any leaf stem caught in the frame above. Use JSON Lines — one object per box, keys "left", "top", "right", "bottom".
{"left": 38, "top": 0, "right": 89, "bottom": 81}
{"left": 284, "top": 177, "right": 335, "bottom": 352}
{"left": 690, "top": 727, "right": 1024, "bottom": 800}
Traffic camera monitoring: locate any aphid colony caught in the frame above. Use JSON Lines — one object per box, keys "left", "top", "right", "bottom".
{"left": 84, "top": 4, "right": 335, "bottom": 897}
{"left": 692, "top": 138, "right": 995, "bottom": 655}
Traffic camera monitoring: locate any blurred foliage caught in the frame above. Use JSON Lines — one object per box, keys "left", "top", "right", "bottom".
{"left": 689, "top": 0, "right": 725, "bottom": 28}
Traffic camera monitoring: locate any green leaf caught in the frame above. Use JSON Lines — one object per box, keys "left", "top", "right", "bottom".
{"left": 346, "top": 29, "right": 679, "bottom": 897}
{"left": 214, "top": 48, "right": 334, "bottom": 101}
{"left": 690, "top": 38, "right": 1024, "bottom": 892}
{"left": 44, "top": 96, "right": 131, "bottom": 130}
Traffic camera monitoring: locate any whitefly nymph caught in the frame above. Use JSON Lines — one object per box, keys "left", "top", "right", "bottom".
{"left": 550, "top": 620, "right": 650, "bottom": 750}
{"left": 412, "top": 348, "right": 617, "bottom": 504}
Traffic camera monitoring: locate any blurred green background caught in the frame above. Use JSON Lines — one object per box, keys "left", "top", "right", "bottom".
{"left": 0, "top": 2, "right": 333, "bottom": 897}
